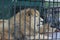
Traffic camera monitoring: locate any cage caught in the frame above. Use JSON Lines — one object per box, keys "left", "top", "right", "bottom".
{"left": 0, "top": 0, "right": 60, "bottom": 40}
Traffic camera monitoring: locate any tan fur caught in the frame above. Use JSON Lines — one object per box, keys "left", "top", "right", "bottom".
{"left": 1, "top": 32, "right": 13, "bottom": 40}
{"left": 0, "top": 8, "right": 56, "bottom": 39}
{"left": 0, "top": 20, "right": 9, "bottom": 32}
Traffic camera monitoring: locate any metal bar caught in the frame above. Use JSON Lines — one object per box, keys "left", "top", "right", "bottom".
{"left": 56, "top": 0, "right": 58, "bottom": 40}
{"left": 18, "top": 1, "right": 21, "bottom": 40}
{"left": 52, "top": 8, "right": 53, "bottom": 40}
{"left": 8, "top": 19, "right": 10, "bottom": 40}
{"left": 24, "top": 0, "right": 26, "bottom": 40}
{"left": 41, "top": 0, "right": 45, "bottom": 40}
{"left": 34, "top": 0, "right": 36, "bottom": 40}
{"left": 50, "top": 0, "right": 55, "bottom": 40}
{"left": 2, "top": 0, "right": 4, "bottom": 40}
{"left": 8, "top": 5, "right": 11, "bottom": 40}
{"left": 13, "top": 0, "right": 16, "bottom": 40}
{"left": 39, "top": 1, "right": 41, "bottom": 40}
{"left": 47, "top": 0, "right": 51, "bottom": 40}
{"left": 34, "top": 9, "right": 36, "bottom": 40}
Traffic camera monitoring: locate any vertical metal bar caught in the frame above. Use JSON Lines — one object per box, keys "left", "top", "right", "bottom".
{"left": 51, "top": 0, "right": 54, "bottom": 40}
{"left": 41, "top": 0, "right": 45, "bottom": 40}
{"left": 54, "top": 8, "right": 56, "bottom": 40}
{"left": 58, "top": 6, "right": 60, "bottom": 40}
{"left": 43, "top": 9, "right": 46, "bottom": 40}
{"left": 39, "top": 1, "right": 41, "bottom": 40}
{"left": 34, "top": 9, "right": 36, "bottom": 40}
{"left": 34, "top": 1, "right": 36, "bottom": 40}
{"left": 52, "top": 8, "right": 53, "bottom": 40}
{"left": 8, "top": 5, "right": 11, "bottom": 40}
{"left": 48, "top": 0, "right": 50, "bottom": 40}
{"left": 8, "top": 19, "right": 10, "bottom": 40}
{"left": 56, "top": 0, "right": 58, "bottom": 40}
{"left": 47, "top": 9, "right": 48, "bottom": 40}
{"left": 43, "top": 1, "right": 46, "bottom": 40}
{"left": 2, "top": 0, "right": 4, "bottom": 40}
{"left": 18, "top": 1, "right": 21, "bottom": 40}
{"left": 58, "top": 7, "right": 60, "bottom": 40}
{"left": 24, "top": 0, "right": 26, "bottom": 40}
{"left": 13, "top": 0, "right": 16, "bottom": 40}
{"left": 52, "top": 0, "right": 55, "bottom": 40}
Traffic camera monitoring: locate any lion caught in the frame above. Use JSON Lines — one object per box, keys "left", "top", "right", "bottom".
{"left": 9, "top": 8, "right": 56, "bottom": 39}
{"left": 0, "top": 8, "right": 56, "bottom": 40}
{"left": 10, "top": 8, "right": 44, "bottom": 36}
{"left": 9, "top": 8, "right": 44, "bottom": 40}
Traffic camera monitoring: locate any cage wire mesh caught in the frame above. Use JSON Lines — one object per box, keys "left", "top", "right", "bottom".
{"left": 0, "top": 0, "right": 60, "bottom": 40}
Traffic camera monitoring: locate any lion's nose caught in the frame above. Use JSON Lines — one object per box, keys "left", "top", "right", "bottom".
{"left": 37, "top": 21, "right": 43, "bottom": 26}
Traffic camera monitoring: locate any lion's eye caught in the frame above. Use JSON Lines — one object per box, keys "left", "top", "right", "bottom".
{"left": 28, "top": 13, "right": 31, "bottom": 16}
